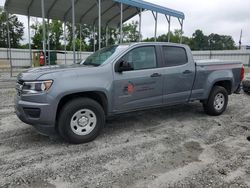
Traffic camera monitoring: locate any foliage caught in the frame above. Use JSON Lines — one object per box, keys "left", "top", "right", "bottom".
{"left": 144, "top": 29, "right": 237, "bottom": 51}
{"left": 1, "top": 10, "right": 236, "bottom": 52}
{"left": 0, "top": 8, "right": 24, "bottom": 48}
{"left": 31, "top": 20, "right": 63, "bottom": 50}
{"left": 122, "top": 21, "right": 140, "bottom": 42}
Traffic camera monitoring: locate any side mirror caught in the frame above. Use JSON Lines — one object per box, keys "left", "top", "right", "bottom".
{"left": 115, "top": 60, "right": 134, "bottom": 73}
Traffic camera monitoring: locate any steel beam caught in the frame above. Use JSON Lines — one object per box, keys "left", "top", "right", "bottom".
{"left": 47, "top": 0, "right": 59, "bottom": 18}
{"left": 178, "top": 18, "right": 183, "bottom": 44}
{"left": 80, "top": 4, "right": 96, "bottom": 23}
{"left": 27, "top": 14, "right": 32, "bottom": 67}
{"left": 27, "top": 0, "right": 34, "bottom": 14}
{"left": 93, "top": 25, "right": 96, "bottom": 52}
{"left": 72, "top": 0, "right": 76, "bottom": 63}
{"left": 80, "top": 24, "right": 82, "bottom": 60}
{"left": 64, "top": 22, "right": 67, "bottom": 64}
{"left": 41, "top": 0, "right": 47, "bottom": 65}
{"left": 98, "top": 0, "right": 101, "bottom": 50}
{"left": 106, "top": 5, "right": 130, "bottom": 26}
{"left": 120, "top": 3, "right": 123, "bottom": 43}
{"left": 64, "top": 0, "right": 80, "bottom": 21}
{"left": 47, "top": 19, "right": 51, "bottom": 65}
{"left": 165, "top": 15, "right": 171, "bottom": 42}
{"left": 139, "top": 8, "right": 142, "bottom": 42}
{"left": 6, "top": 12, "right": 12, "bottom": 77}
{"left": 152, "top": 11, "right": 158, "bottom": 42}
{"left": 105, "top": 25, "right": 108, "bottom": 46}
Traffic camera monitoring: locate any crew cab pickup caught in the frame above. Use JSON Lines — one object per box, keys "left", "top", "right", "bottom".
{"left": 15, "top": 42, "right": 244, "bottom": 144}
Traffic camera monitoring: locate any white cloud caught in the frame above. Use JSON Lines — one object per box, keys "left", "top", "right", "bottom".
{"left": 0, "top": 0, "right": 250, "bottom": 45}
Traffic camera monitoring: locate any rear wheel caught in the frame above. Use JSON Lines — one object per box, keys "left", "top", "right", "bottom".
{"left": 203, "top": 86, "right": 228, "bottom": 116}
{"left": 58, "top": 98, "right": 105, "bottom": 144}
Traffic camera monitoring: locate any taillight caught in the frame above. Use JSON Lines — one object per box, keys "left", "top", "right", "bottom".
{"left": 241, "top": 66, "right": 245, "bottom": 81}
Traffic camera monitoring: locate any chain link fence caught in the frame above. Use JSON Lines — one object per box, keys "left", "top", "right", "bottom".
{"left": 0, "top": 48, "right": 92, "bottom": 78}
{"left": 0, "top": 48, "right": 250, "bottom": 78}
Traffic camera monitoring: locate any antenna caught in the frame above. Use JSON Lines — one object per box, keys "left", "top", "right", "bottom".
{"left": 239, "top": 29, "right": 242, "bottom": 50}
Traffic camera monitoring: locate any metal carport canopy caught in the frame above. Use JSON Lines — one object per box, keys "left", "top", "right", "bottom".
{"left": 4, "top": 0, "right": 185, "bottom": 68}
{"left": 4, "top": 0, "right": 184, "bottom": 26}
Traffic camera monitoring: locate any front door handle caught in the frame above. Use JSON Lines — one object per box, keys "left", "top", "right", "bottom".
{"left": 183, "top": 70, "right": 192, "bottom": 74}
{"left": 151, "top": 73, "right": 162, "bottom": 78}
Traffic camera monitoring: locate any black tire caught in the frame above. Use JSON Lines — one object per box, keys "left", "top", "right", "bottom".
{"left": 203, "top": 86, "right": 228, "bottom": 116}
{"left": 244, "top": 89, "right": 249, "bottom": 94}
{"left": 58, "top": 98, "right": 105, "bottom": 144}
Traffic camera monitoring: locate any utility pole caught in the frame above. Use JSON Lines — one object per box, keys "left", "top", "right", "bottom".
{"left": 239, "top": 29, "right": 242, "bottom": 50}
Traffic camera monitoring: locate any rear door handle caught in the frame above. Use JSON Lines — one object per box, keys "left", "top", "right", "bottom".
{"left": 183, "top": 70, "right": 192, "bottom": 74}
{"left": 151, "top": 73, "right": 162, "bottom": 78}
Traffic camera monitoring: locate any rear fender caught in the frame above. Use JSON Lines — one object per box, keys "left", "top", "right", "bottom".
{"left": 204, "top": 70, "right": 234, "bottom": 99}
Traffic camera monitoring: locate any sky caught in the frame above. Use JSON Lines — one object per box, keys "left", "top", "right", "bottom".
{"left": 1, "top": 0, "right": 250, "bottom": 46}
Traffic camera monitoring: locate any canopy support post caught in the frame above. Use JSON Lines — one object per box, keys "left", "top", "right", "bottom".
{"left": 71, "top": 0, "right": 76, "bottom": 63}
{"left": 152, "top": 11, "right": 158, "bottom": 42}
{"left": 41, "top": 0, "right": 47, "bottom": 65}
{"left": 63, "top": 21, "right": 67, "bottom": 64}
{"left": 93, "top": 25, "right": 96, "bottom": 52}
{"left": 139, "top": 8, "right": 142, "bottom": 42}
{"left": 80, "top": 24, "right": 82, "bottom": 60}
{"left": 105, "top": 25, "right": 108, "bottom": 47}
{"left": 6, "top": 12, "right": 12, "bottom": 77}
{"left": 27, "top": 14, "right": 32, "bottom": 67}
{"left": 165, "top": 15, "right": 171, "bottom": 42}
{"left": 178, "top": 18, "right": 184, "bottom": 44}
{"left": 120, "top": 3, "right": 123, "bottom": 44}
{"left": 98, "top": 0, "right": 101, "bottom": 50}
{"left": 47, "top": 19, "right": 51, "bottom": 65}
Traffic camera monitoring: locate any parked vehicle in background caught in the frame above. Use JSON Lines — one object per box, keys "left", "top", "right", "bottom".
{"left": 14, "top": 42, "right": 244, "bottom": 144}
{"left": 243, "top": 73, "right": 250, "bottom": 93}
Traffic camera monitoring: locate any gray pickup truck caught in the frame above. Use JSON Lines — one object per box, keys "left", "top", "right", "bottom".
{"left": 15, "top": 42, "right": 244, "bottom": 144}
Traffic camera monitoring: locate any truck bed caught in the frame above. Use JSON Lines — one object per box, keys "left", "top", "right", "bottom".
{"left": 190, "top": 59, "right": 243, "bottom": 101}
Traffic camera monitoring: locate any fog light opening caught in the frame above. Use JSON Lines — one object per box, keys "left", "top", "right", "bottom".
{"left": 247, "top": 136, "right": 250, "bottom": 142}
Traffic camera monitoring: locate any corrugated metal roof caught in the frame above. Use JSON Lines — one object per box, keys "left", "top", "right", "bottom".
{"left": 4, "top": 0, "right": 184, "bottom": 26}
{"left": 114, "top": 0, "right": 185, "bottom": 19}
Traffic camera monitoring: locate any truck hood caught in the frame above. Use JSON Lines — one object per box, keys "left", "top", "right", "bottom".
{"left": 17, "top": 64, "right": 92, "bottom": 81}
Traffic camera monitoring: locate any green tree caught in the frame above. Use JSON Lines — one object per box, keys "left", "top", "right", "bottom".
{"left": 66, "top": 23, "right": 91, "bottom": 51}
{"left": 31, "top": 21, "right": 43, "bottom": 49}
{"left": 31, "top": 20, "right": 64, "bottom": 50}
{"left": 0, "top": 8, "right": 24, "bottom": 48}
{"left": 208, "top": 33, "right": 236, "bottom": 50}
{"left": 189, "top": 30, "right": 209, "bottom": 50}
{"left": 122, "top": 21, "right": 140, "bottom": 42}
{"left": 49, "top": 20, "right": 63, "bottom": 50}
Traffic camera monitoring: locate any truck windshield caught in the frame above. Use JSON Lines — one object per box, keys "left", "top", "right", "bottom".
{"left": 81, "top": 45, "right": 126, "bottom": 66}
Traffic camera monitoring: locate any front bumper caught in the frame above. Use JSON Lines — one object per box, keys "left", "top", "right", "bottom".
{"left": 14, "top": 95, "right": 57, "bottom": 136}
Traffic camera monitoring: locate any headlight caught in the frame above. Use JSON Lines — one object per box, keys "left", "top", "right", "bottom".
{"left": 22, "top": 80, "right": 53, "bottom": 94}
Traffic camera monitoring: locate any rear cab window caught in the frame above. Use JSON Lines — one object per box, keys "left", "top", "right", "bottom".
{"left": 162, "top": 46, "right": 188, "bottom": 67}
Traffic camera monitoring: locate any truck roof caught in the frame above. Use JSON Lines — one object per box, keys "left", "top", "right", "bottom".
{"left": 119, "top": 42, "right": 189, "bottom": 48}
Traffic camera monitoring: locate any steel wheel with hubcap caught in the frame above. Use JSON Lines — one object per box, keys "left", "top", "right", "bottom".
{"left": 213, "top": 93, "right": 225, "bottom": 111}
{"left": 70, "top": 109, "right": 97, "bottom": 136}
{"left": 58, "top": 98, "right": 105, "bottom": 144}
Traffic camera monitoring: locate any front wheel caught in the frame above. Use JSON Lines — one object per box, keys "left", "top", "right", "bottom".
{"left": 58, "top": 98, "right": 105, "bottom": 144}
{"left": 203, "top": 86, "right": 228, "bottom": 116}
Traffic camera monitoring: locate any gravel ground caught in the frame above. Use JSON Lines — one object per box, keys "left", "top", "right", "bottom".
{"left": 0, "top": 79, "right": 250, "bottom": 188}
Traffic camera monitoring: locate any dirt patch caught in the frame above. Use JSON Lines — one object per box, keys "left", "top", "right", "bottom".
{"left": 0, "top": 80, "right": 250, "bottom": 188}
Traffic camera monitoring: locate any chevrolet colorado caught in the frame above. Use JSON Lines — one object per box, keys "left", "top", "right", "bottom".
{"left": 15, "top": 43, "right": 244, "bottom": 143}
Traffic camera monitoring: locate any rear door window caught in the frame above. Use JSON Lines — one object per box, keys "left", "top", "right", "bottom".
{"left": 162, "top": 46, "right": 188, "bottom": 67}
